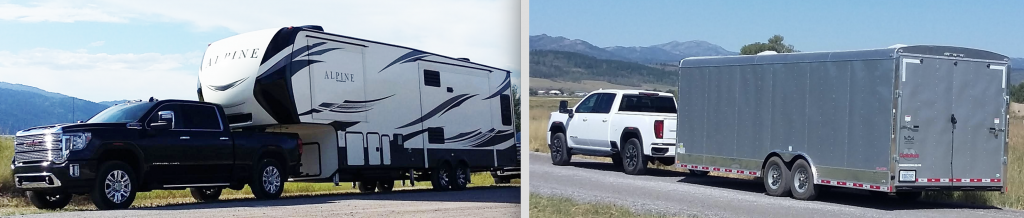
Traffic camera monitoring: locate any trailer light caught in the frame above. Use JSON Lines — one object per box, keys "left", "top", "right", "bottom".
{"left": 654, "top": 120, "right": 664, "bottom": 139}
{"left": 899, "top": 170, "right": 916, "bottom": 182}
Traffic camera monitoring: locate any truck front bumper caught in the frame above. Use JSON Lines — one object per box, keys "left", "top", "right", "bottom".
{"left": 12, "top": 160, "right": 97, "bottom": 194}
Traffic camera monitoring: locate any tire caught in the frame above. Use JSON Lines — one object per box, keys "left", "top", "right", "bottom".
{"left": 90, "top": 161, "right": 137, "bottom": 210}
{"left": 250, "top": 159, "right": 285, "bottom": 200}
{"left": 189, "top": 187, "right": 223, "bottom": 202}
{"left": 611, "top": 154, "right": 623, "bottom": 167}
{"left": 622, "top": 138, "right": 647, "bottom": 175}
{"left": 688, "top": 169, "right": 710, "bottom": 177}
{"left": 26, "top": 191, "right": 72, "bottom": 209}
{"left": 896, "top": 192, "right": 923, "bottom": 202}
{"left": 789, "top": 159, "right": 819, "bottom": 200}
{"left": 450, "top": 162, "right": 470, "bottom": 191}
{"left": 377, "top": 179, "right": 394, "bottom": 193}
{"left": 358, "top": 180, "right": 377, "bottom": 193}
{"left": 431, "top": 162, "right": 453, "bottom": 191}
{"left": 550, "top": 133, "right": 572, "bottom": 166}
{"left": 762, "top": 157, "right": 791, "bottom": 197}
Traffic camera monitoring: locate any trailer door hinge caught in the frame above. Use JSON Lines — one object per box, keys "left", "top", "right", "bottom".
{"left": 895, "top": 90, "right": 902, "bottom": 98}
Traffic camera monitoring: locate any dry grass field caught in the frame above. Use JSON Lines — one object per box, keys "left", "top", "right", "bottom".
{"left": 529, "top": 97, "right": 1024, "bottom": 209}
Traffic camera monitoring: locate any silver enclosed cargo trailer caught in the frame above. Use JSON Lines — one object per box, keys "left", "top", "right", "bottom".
{"left": 675, "top": 45, "right": 1010, "bottom": 200}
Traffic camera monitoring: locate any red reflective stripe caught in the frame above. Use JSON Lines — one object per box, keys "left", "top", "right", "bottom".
{"left": 820, "top": 180, "right": 832, "bottom": 184}
{"left": 712, "top": 167, "right": 721, "bottom": 171}
{"left": 993, "top": 179, "right": 1002, "bottom": 182}
{"left": 927, "top": 178, "right": 941, "bottom": 182}
{"left": 837, "top": 181, "right": 847, "bottom": 185}
{"left": 724, "top": 169, "right": 733, "bottom": 173}
{"left": 951, "top": 178, "right": 962, "bottom": 182}
{"left": 701, "top": 166, "right": 709, "bottom": 170}
{"left": 869, "top": 185, "right": 880, "bottom": 189}
{"left": 853, "top": 183, "right": 864, "bottom": 188}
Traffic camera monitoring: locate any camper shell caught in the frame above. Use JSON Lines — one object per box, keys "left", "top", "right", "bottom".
{"left": 197, "top": 25, "right": 518, "bottom": 188}
{"left": 675, "top": 45, "right": 1009, "bottom": 198}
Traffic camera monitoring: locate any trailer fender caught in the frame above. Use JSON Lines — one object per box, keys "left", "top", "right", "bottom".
{"left": 765, "top": 150, "right": 819, "bottom": 180}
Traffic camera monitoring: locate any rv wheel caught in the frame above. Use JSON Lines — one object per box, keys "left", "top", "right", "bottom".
{"left": 550, "top": 133, "right": 572, "bottom": 166}
{"left": 763, "top": 157, "right": 792, "bottom": 197}
{"left": 358, "top": 180, "right": 378, "bottom": 193}
{"left": 377, "top": 179, "right": 394, "bottom": 193}
{"left": 431, "top": 162, "right": 453, "bottom": 191}
{"left": 789, "top": 159, "right": 819, "bottom": 200}
{"left": 449, "top": 162, "right": 470, "bottom": 191}
{"left": 622, "top": 138, "right": 647, "bottom": 175}
{"left": 26, "top": 191, "right": 72, "bottom": 209}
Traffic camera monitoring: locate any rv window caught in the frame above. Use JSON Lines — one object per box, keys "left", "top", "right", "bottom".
{"left": 427, "top": 127, "right": 445, "bottom": 144}
{"left": 424, "top": 70, "right": 441, "bottom": 87}
{"left": 500, "top": 94, "right": 512, "bottom": 126}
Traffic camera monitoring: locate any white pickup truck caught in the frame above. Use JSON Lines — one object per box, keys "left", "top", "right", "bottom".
{"left": 547, "top": 90, "right": 677, "bottom": 175}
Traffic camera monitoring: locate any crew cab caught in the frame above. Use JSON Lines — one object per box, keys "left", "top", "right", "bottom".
{"left": 10, "top": 98, "right": 301, "bottom": 210}
{"left": 547, "top": 90, "right": 677, "bottom": 175}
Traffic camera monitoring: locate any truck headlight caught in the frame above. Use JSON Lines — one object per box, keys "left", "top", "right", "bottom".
{"left": 63, "top": 132, "right": 92, "bottom": 151}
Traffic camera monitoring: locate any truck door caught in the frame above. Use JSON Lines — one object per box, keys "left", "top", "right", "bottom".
{"left": 950, "top": 61, "right": 1006, "bottom": 187}
{"left": 897, "top": 57, "right": 953, "bottom": 186}
{"left": 567, "top": 93, "right": 616, "bottom": 148}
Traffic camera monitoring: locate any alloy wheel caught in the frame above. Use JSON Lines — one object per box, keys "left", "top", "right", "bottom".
{"left": 262, "top": 166, "right": 281, "bottom": 194}
{"left": 104, "top": 170, "right": 131, "bottom": 203}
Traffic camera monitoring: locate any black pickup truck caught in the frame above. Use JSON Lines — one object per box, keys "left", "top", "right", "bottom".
{"left": 10, "top": 99, "right": 301, "bottom": 210}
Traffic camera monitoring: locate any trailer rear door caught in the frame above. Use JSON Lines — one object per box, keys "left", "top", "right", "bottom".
{"left": 898, "top": 57, "right": 1006, "bottom": 188}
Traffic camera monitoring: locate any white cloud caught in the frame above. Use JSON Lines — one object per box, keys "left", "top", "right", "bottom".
{"left": 0, "top": 48, "right": 202, "bottom": 102}
{"left": 88, "top": 41, "right": 105, "bottom": 47}
{"left": 0, "top": 2, "right": 128, "bottom": 23}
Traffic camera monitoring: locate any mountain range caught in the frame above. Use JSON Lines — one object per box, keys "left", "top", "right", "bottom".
{"left": 530, "top": 34, "right": 738, "bottom": 64}
{"left": 0, "top": 82, "right": 112, "bottom": 134}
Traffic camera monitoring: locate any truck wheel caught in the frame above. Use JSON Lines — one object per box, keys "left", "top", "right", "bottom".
{"left": 449, "top": 163, "right": 470, "bottom": 191}
{"left": 789, "top": 159, "right": 819, "bottom": 200}
{"left": 358, "top": 180, "right": 377, "bottom": 193}
{"left": 896, "top": 192, "right": 923, "bottom": 202}
{"left": 26, "top": 191, "right": 72, "bottom": 209}
{"left": 250, "top": 159, "right": 285, "bottom": 200}
{"left": 622, "top": 138, "right": 647, "bottom": 175}
{"left": 763, "top": 157, "right": 792, "bottom": 197}
{"left": 550, "top": 133, "right": 572, "bottom": 166}
{"left": 377, "top": 179, "right": 394, "bottom": 193}
{"left": 611, "top": 154, "right": 623, "bottom": 167}
{"left": 189, "top": 187, "right": 223, "bottom": 202}
{"left": 688, "top": 169, "right": 710, "bottom": 177}
{"left": 431, "top": 162, "right": 453, "bottom": 191}
{"left": 90, "top": 161, "right": 137, "bottom": 210}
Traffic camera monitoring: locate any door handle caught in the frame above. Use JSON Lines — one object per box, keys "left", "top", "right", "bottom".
{"left": 602, "top": 119, "right": 608, "bottom": 122}
{"left": 179, "top": 136, "right": 191, "bottom": 140}
{"left": 219, "top": 137, "right": 229, "bottom": 140}
{"left": 582, "top": 118, "right": 588, "bottom": 121}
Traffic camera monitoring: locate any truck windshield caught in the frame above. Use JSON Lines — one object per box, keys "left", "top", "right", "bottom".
{"left": 618, "top": 95, "right": 676, "bottom": 113}
{"left": 87, "top": 102, "right": 156, "bottom": 123}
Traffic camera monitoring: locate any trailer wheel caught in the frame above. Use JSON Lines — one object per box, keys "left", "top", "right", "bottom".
{"left": 550, "top": 133, "right": 572, "bottom": 166}
{"left": 762, "top": 157, "right": 791, "bottom": 197}
{"left": 189, "top": 187, "right": 223, "bottom": 202}
{"left": 688, "top": 169, "right": 710, "bottom": 177}
{"left": 896, "top": 192, "right": 923, "bottom": 202}
{"left": 26, "top": 191, "right": 72, "bottom": 210}
{"left": 789, "top": 159, "right": 819, "bottom": 200}
{"left": 250, "top": 159, "right": 285, "bottom": 200}
{"left": 431, "top": 162, "right": 453, "bottom": 191}
{"left": 622, "top": 138, "right": 647, "bottom": 175}
{"left": 449, "top": 163, "right": 470, "bottom": 191}
{"left": 377, "top": 179, "right": 394, "bottom": 193}
{"left": 358, "top": 180, "right": 378, "bottom": 193}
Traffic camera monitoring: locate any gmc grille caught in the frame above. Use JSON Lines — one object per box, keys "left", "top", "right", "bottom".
{"left": 14, "top": 133, "right": 61, "bottom": 164}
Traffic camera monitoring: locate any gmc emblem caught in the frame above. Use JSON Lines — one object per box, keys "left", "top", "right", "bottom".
{"left": 25, "top": 139, "right": 43, "bottom": 146}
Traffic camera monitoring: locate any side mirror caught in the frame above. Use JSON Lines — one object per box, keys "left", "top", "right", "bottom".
{"left": 558, "top": 101, "right": 569, "bottom": 113}
{"left": 150, "top": 111, "right": 174, "bottom": 130}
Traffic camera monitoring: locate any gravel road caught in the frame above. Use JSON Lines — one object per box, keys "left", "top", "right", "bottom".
{"left": 14, "top": 187, "right": 520, "bottom": 218}
{"left": 530, "top": 152, "right": 1024, "bottom": 218}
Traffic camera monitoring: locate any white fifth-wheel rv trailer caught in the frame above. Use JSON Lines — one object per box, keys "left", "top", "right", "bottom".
{"left": 197, "top": 25, "right": 518, "bottom": 191}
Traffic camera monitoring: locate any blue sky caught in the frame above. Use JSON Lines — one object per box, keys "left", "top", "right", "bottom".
{"left": 0, "top": 0, "right": 519, "bottom": 102}
{"left": 531, "top": 0, "right": 1024, "bottom": 57}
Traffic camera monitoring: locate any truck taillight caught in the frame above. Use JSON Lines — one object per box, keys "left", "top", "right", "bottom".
{"left": 654, "top": 120, "right": 664, "bottom": 139}
{"left": 297, "top": 139, "right": 303, "bottom": 155}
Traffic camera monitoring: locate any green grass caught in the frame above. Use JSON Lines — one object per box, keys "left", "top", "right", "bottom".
{"left": 0, "top": 136, "right": 518, "bottom": 215}
{"left": 530, "top": 193, "right": 677, "bottom": 218}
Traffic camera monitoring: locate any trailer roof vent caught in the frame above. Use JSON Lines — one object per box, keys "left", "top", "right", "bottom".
{"left": 756, "top": 51, "right": 778, "bottom": 55}
{"left": 456, "top": 58, "right": 470, "bottom": 62}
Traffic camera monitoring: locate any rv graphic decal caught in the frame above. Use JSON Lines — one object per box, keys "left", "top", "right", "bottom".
{"left": 400, "top": 128, "right": 431, "bottom": 143}
{"left": 257, "top": 42, "right": 340, "bottom": 80}
{"left": 482, "top": 72, "right": 511, "bottom": 100}
{"left": 377, "top": 50, "right": 433, "bottom": 73}
{"left": 396, "top": 94, "right": 477, "bottom": 129}
{"left": 298, "top": 94, "right": 395, "bottom": 115}
{"left": 206, "top": 77, "right": 249, "bottom": 92}
{"left": 444, "top": 128, "right": 515, "bottom": 147}
{"left": 203, "top": 48, "right": 261, "bottom": 70}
